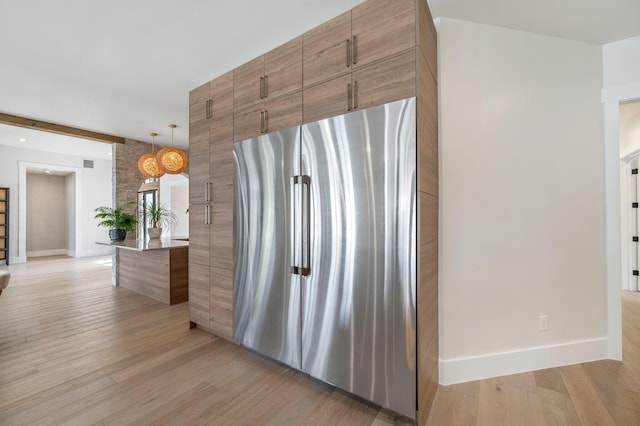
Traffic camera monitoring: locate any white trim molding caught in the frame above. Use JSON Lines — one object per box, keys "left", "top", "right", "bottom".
{"left": 440, "top": 338, "right": 608, "bottom": 385}
{"left": 601, "top": 82, "right": 640, "bottom": 361}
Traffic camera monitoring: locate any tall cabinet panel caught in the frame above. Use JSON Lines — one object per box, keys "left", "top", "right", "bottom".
{"left": 209, "top": 115, "right": 234, "bottom": 340}
{"left": 0, "top": 187, "right": 8, "bottom": 265}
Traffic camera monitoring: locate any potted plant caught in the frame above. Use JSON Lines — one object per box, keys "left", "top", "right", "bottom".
{"left": 94, "top": 201, "right": 138, "bottom": 241}
{"left": 142, "top": 203, "right": 176, "bottom": 239}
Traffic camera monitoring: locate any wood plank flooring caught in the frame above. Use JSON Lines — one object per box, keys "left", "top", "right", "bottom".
{"left": 1, "top": 256, "right": 639, "bottom": 425}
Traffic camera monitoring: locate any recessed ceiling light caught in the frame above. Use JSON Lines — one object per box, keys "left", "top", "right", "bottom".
{"left": 19, "top": 138, "right": 26, "bottom": 142}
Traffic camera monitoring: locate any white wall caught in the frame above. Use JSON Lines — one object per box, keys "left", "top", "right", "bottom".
{"left": 438, "top": 19, "right": 607, "bottom": 384}
{"left": 0, "top": 144, "right": 112, "bottom": 262}
{"left": 603, "top": 35, "right": 640, "bottom": 89}
{"left": 159, "top": 173, "right": 189, "bottom": 238}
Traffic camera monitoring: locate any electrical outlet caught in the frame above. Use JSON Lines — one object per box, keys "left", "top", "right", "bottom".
{"left": 539, "top": 315, "right": 548, "bottom": 331}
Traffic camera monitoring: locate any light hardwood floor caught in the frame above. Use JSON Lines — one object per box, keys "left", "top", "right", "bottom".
{"left": 0, "top": 256, "right": 639, "bottom": 425}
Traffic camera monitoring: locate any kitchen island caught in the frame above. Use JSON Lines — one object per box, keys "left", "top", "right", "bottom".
{"left": 97, "top": 238, "right": 189, "bottom": 305}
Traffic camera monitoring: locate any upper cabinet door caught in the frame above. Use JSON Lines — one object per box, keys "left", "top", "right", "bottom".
{"left": 265, "top": 36, "right": 302, "bottom": 100}
{"left": 234, "top": 103, "right": 264, "bottom": 142}
{"left": 190, "top": 82, "right": 210, "bottom": 128}
{"left": 303, "top": 11, "right": 351, "bottom": 88}
{"left": 351, "top": 0, "right": 416, "bottom": 69}
{"left": 209, "top": 71, "right": 234, "bottom": 119}
{"left": 303, "top": 74, "right": 352, "bottom": 124}
{"left": 351, "top": 50, "right": 416, "bottom": 112}
{"left": 234, "top": 56, "right": 265, "bottom": 112}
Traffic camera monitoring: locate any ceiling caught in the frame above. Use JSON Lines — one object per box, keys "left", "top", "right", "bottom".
{"left": 1, "top": 0, "right": 639, "bottom": 157}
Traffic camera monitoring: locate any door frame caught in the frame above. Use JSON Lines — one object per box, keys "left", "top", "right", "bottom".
{"left": 602, "top": 82, "right": 640, "bottom": 360}
{"left": 17, "top": 161, "right": 81, "bottom": 262}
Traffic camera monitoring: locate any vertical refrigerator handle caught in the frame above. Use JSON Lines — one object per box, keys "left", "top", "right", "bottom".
{"left": 290, "top": 175, "right": 311, "bottom": 276}
{"left": 300, "top": 175, "right": 310, "bottom": 276}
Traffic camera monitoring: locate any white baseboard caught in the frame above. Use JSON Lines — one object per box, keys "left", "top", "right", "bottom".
{"left": 439, "top": 337, "right": 609, "bottom": 385}
{"left": 27, "top": 249, "right": 67, "bottom": 258}
{"left": 8, "top": 256, "right": 26, "bottom": 264}
{"left": 73, "top": 248, "right": 112, "bottom": 258}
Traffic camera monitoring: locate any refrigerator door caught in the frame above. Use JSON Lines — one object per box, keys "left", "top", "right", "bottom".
{"left": 300, "top": 98, "right": 417, "bottom": 419}
{"left": 233, "top": 126, "right": 302, "bottom": 369}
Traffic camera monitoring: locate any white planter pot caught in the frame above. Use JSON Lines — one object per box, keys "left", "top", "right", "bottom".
{"left": 148, "top": 227, "right": 162, "bottom": 239}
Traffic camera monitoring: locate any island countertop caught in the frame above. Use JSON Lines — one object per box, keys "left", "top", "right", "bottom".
{"left": 96, "top": 238, "right": 189, "bottom": 252}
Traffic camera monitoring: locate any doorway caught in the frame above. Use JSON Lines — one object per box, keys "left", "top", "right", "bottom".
{"left": 25, "top": 171, "right": 75, "bottom": 258}
{"left": 17, "top": 162, "right": 81, "bottom": 262}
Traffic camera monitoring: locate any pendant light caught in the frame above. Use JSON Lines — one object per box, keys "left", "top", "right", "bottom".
{"left": 156, "top": 124, "right": 188, "bottom": 174}
{"left": 137, "top": 132, "right": 166, "bottom": 178}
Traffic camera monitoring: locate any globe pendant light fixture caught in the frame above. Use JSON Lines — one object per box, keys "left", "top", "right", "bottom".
{"left": 137, "top": 132, "right": 166, "bottom": 178}
{"left": 156, "top": 124, "right": 188, "bottom": 174}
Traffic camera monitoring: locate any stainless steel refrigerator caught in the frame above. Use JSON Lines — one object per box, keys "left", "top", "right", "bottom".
{"left": 233, "top": 98, "right": 417, "bottom": 419}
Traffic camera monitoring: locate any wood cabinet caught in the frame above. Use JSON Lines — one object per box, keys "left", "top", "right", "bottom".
{"left": 209, "top": 71, "right": 234, "bottom": 119}
{"left": 303, "top": 0, "right": 416, "bottom": 89}
{"left": 303, "top": 74, "right": 352, "bottom": 124}
{"left": 0, "top": 187, "right": 8, "bottom": 265}
{"left": 188, "top": 122, "right": 210, "bottom": 205}
{"left": 234, "top": 37, "right": 302, "bottom": 113}
{"left": 190, "top": 82, "right": 210, "bottom": 129}
{"left": 303, "top": 51, "right": 414, "bottom": 124}
{"left": 351, "top": 50, "right": 416, "bottom": 111}
{"left": 303, "top": 11, "right": 351, "bottom": 88}
{"left": 189, "top": 262, "right": 210, "bottom": 326}
{"left": 234, "top": 91, "right": 302, "bottom": 142}
{"left": 265, "top": 36, "right": 302, "bottom": 100}
{"left": 234, "top": 56, "right": 265, "bottom": 112}
{"left": 351, "top": 0, "right": 416, "bottom": 70}
{"left": 190, "top": 71, "right": 234, "bottom": 127}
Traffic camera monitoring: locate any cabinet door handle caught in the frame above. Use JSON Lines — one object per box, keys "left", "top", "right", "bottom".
{"left": 260, "top": 111, "right": 264, "bottom": 133}
{"left": 346, "top": 38, "right": 351, "bottom": 68}
{"left": 351, "top": 36, "right": 357, "bottom": 65}
{"left": 259, "top": 76, "right": 264, "bottom": 99}
{"left": 264, "top": 110, "right": 268, "bottom": 134}
{"left": 205, "top": 99, "right": 210, "bottom": 120}
{"left": 204, "top": 205, "right": 210, "bottom": 225}
{"left": 352, "top": 80, "right": 357, "bottom": 110}
{"left": 346, "top": 83, "right": 352, "bottom": 112}
{"left": 263, "top": 75, "right": 268, "bottom": 98}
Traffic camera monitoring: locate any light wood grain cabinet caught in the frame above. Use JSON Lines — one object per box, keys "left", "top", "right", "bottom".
{"left": 189, "top": 262, "right": 210, "bottom": 325}
{"left": 234, "top": 56, "right": 265, "bottom": 112}
{"left": 233, "top": 103, "right": 264, "bottom": 142}
{"left": 209, "top": 266, "right": 233, "bottom": 339}
{"left": 234, "top": 38, "right": 303, "bottom": 113}
{"left": 210, "top": 115, "right": 234, "bottom": 204}
{"left": 188, "top": 122, "right": 210, "bottom": 205}
{"left": 303, "top": 50, "right": 415, "bottom": 124}
{"left": 234, "top": 91, "right": 302, "bottom": 142}
{"left": 351, "top": 0, "right": 416, "bottom": 70}
{"left": 190, "top": 82, "right": 210, "bottom": 129}
{"left": 303, "top": 11, "right": 351, "bottom": 88}
{"left": 350, "top": 49, "right": 416, "bottom": 111}
{"left": 190, "top": 71, "right": 234, "bottom": 127}
{"left": 209, "top": 71, "right": 234, "bottom": 119}
{"left": 265, "top": 36, "right": 302, "bottom": 100}
{"left": 303, "top": 74, "right": 352, "bottom": 124}
{"left": 303, "top": 0, "right": 416, "bottom": 89}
